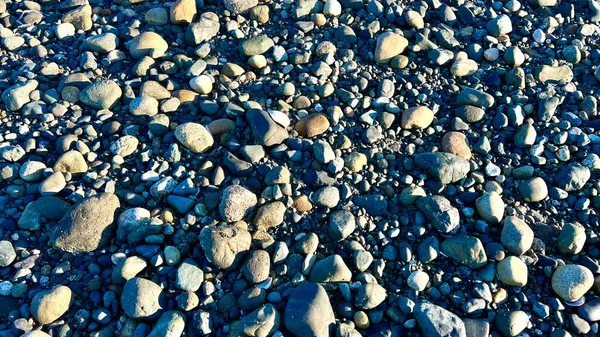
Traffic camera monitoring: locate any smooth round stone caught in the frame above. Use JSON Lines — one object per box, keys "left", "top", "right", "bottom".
{"left": 500, "top": 216, "right": 534, "bottom": 255}
{"left": 128, "top": 32, "right": 168, "bottom": 59}
{"left": 110, "top": 135, "right": 139, "bottom": 157}
{"left": 248, "top": 55, "right": 267, "bottom": 68}
{"left": 557, "top": 222, "right": 586, "bottom": 255}
{"left": 497, "top": 256, "right": 528, "bottom": 287}
{"left": 121, "top": 277, "right": 164, "bottom": 318}
{"left": 441, "top": 131, "right": 471, "bottom": 159}
{"left": 374, "top": 32, "right": 408, "bottom": 63}
{"left": 39, "top": 172, "right": 66, "bottom": 195}
{"left": 323, "top": 0, "right": 342, "bottom": 16}
{"left": 30, "top": 286, "right": 73, "bottom": 324}
{"left": 129, "top": 96, "right": 159, "bottom": 116}
{"left": 356, "top": 283, "right": 386, "bottom": 309}
{"left": 476, "top": 191, "right": 505, "bottom": 224}
{"left": 518, "top": 177, "right": 548, "bottom": 202}
{"left": 450, "top": 58, "right": 478, "bottom": 77}
{"left": 174, "top": 122, "right": 214, "bottom": 153}
{"left": 0, "top": 241, "right": 16, "bottom": 267}
{"left": 407, "top": 270, "right": 429, "bottom": 291}
{"left": 495, "top": 310, "right": 529, "bottom": 336}
{"left": 401, "top": 106, "right": 434, "bottom": 129}
{"left": 552, "top": 264, "right": 594, "bottom": 302}
{"left": 242, "top": 250, "right": 271, "bottom": 284}
{"left": 145, "top": 8, "right": 168, "bottom": 25}
{"left": 295, "top": 113, "right": 330, "bottom": 137}
{"left": 189, "top": 75, "right": 213, "bottom": 94}
{"left": 504, "top": 46, "right": 525, "bottom": 67}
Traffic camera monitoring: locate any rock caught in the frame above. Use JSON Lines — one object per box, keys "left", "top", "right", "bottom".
{"left": 247, "top": 108, "right": 289, "bottom": 146}
{"left": 284, "top": 283, "right": 335, "bottom": 337}
{"left": 476, "top": 191, "right": 505, "bottom": 224}
{"left": 176, "top": 260, "right": 204, "bottom": 292}
{"left": 22, "top": 331, "right": 51, "bottom": 337}
{"left": 240, "top": 35, "right": 274, "bottom": 56}
{"left": 312, "top": 186, "right": 340, "bottom": 208}
{"left": 353, "top": 194, "right": 387, "bottom": 216}
{"left": 224, "top": 0, "right": 258, "bottom": 14}
{"left": 497, "top": 256, "right": 528, "bottom": 287}
{"left": 456, "top": 88, "right": 495, "bottom": 109}
{"left": 18, "top": 196, "right": 71, "bottom": 230}
{"left": 531, "top": 0, "right": 557, "bottom": 6}
{"left": 501, "top": 216, "right": 534, "bottom": 255}
{"left": 121, "top": 277, "right": 164, "bottom": 319}
{"left": 249, "top": 5, "right": 270, "bottom": 24}
{"left": 30, "top": 286, "right": 73, "bottom": 324}
{"left": 53, "top": 150, "right": 88, "bottom": 174}
{"left": 309, "top": 254, "right": 352, "bottom": 282}
{"left": 79, "top": 80, "right": 122, "bottom": 109}
{"left": 220, "top": 185, "right": 257, "bottom": 222}
{"left": 356, "top": 283, "right": 387, "bottom": 309}
{"left": 84, "top": 33, "right": 119, "bottom": 53}
{"left": 189, "top": 75, "right": 213, "bottom": 94}
{"left": 344, "top": 152, "right": 367, "bottom": 172}
{"left": 557, "top": 222, "right": 586, "bottom": 255}
{"left": 375, "top": 32, "right": 408, "bottom": 63}
{"left": 552, "top": 264, "right": 594, "bottom": 301}
{"left": 62, "top": 4, "right": 92, "bottom": 31}
{"left": 407, "top": 270, "right": 429, "bottom": 291}
{"left": 504, "top": 46, "right": 525, "bottom": 67}
{"left": 170, "top": 0, "right": 196, "bottom": 24}
{"left": 578, "top": 298, "right": 600, "bottom": 322}
{"left": 0, "top": 241, "right": 16, "bottom": 267}
{"left": 414, "top": 302, "right": 466, "bottom": 337}
{"left": 441, "top": 132, "right": 471, "bottom": 159}
{"left": 554, "top": 163, "right": 590, "bottom": 192}
{"left": 174, "top": 122, "right": 214, "bottom": 153}
{"left": 19, "top": 161, "right": 46, "bottom": 181}
{"left": 414, "top": 152, "right": 470, "bottom": 184}
{"left": 231, "top": 304, "right": 280, "bottom": 337}
{"left": 495, "top": 311, "right": 529, "bottom": 336}
{"left": 242, "top": 250, "right": 270, "bottom": 284}
{"left": 112, "top": 256, "right": 147, "bottom": 283}
{"left": 129, "top": 96, "right": 159, "bottom": 116}
{"left": 464, "top": 319, "right": 490, "bottom": 337}
{"left": 128, "top": 32, "right": 168, "bottom": 59}
{"left": 186, "top": 13, "right": 220, "bottom": 45}
{"left": 295, "top": 113, "right": 330, "bottom": 137}
{"left": 55, "top": 23, "right": 76, "bottom": 40}
{"left": 486, "top": 14, "right": 512, "bottom": 36}
{"left": 416, "top": 195, "right": 460, "bottom": 234}
{"left": 401, "top": 106, "right": 434, "bottom": 129}
{"left": 323, "top": 0, "right": 342, "bottom": 16}
{"left": 199, "top": 223, "right": 251, "bottom": 269}
{"left": 254, "top": 201, "right": 286, "bottom": 230}
{"left": 456, "top": 105, "right": 485, "bottom": 123}
{"left": 519, "top": 177, "right": 548, "bottom": 202}
{"left": 451, "top": 58, "right": 478, "bottom": 77}
{"left": 145, "top": 8, "right": 168, "bottom": 25}
{"left": 48, "top": 193, "right": 120, "bottom": 253}
{"left": 536, "top": 65, "right": 573, "bottom": 83}
{"left": 110, "top": 135, "right": 139, "bottom": 157}
{"left": 148, "top": 311, "right": 186, "bottom": 337}
{"left": 329, "top": 210, "right": 355, "bottom": 241}
{"left": 2, "top": 79, "right": 38, "bottom": 111}
{"left": 441, "top": 235, "right": 487, "bottom": 269}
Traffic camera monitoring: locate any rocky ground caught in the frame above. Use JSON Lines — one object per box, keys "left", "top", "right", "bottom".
{"left": 1, "top": 0, "right": 600, "bottom": 336}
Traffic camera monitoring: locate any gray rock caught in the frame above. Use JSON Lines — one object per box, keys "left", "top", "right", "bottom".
{"left": 538, "top": 96, "right": 560, "bottom": 122}
{"left": 464, "top": 319, "right": 490, "bottom": 337}
{"left": 0, "top": 240, "right": 16, "bottom": 267}
{"left": 186, "top": 12, "right": 220, "bottom": 45}
{"left": 30, "top": 286, "right": 73, "bottom": 324}
{"left": 536, "top": 65, "right": 573, "bottom": 83}
{"left": 48, "top": 193, "right": 120, "bottom": 253}
{"left": 220, "top": 185, "right": 258, "bottom": 222}
{"left": 578, "top": 298, "right": 600, "bottom": 322}
{"left": 311, "top": 186, "right": 340, "bottom": 208}
{"left": 414, "top": 302, "right": 466, "bottom": 337}
{"left": 328, "top": 210, "right": 355, "bottom": 241}
{"left": 112, "top": 256, "right": 147, "bottom": 283}
{"left": 495, "top": 310, "right": 529, "bottom": 337}
{"left": 284, "top": 283, "right": 335, "bottom": 337}
{"left": 416, "top": 196, "right": 460, "bottom": 234}
{"left": 441, "top": 235, "right": 487, "bottom": 269}
{"left": 554, "top": 163, "right": 590, "bottom": 192}
{"left": 1, "top": 79, "right": 38, "bottom": 111}
{"left": 475, "top": 191, "right": 505, "bottom": 224}
{"left": 486, "top": 14, "right": 512, "bottom": 36}
{"left": 518, "top": 177, "right": 548, "bottom": 202}
{"left": 309, "top": 254, "right": 352, "bottom": 283}
{"left": 557, "top": 222, "right": 586, "bottom": 255}
{"left": 501, "top": 216, "right": 534, "bottom": 255}
{"left": 79, "top": 80, "right": 122, "bottom": 109}
{"left": 247, "top": 108, "right": 289, "bottom": 146}
{"left": 199, "top": 223, "right": 251, "bottom": 269}
{"left": 231, "top": 304, "right": 280, "bottom": 337}
{"left": 18, "top": 196, "right": 71, "bottom": 230}
{"left": 176, "top": 260, "right": 204, "bottom": 292}
{"left": 39, "top": 172, "right": 67, "bottom": 195}
{"left": 496, "top": 256, "right": 528, "bottom": 287}
{"left": 242, "top": 250, "right": 271, "bottom": 284}
{"left": 456, "top": 87, "right": 495, "bottom": 109}
{"left": 128, "top": 31, "right": 168, "bottom": 59}
{"left": 253, "top": 201, "right": 286, "bottom": 230}
{"left": 224, "top": 0, "right": 258, "bottom": 14}
{"left": 174, "top": 122, "right": 214, "bottom": 154}
{"left": 148, "top": 311, "right": 186, "bottom": 337}
{"left": 240, "top": 35, "right": 274, "bottom": 56}
{"left": 356, "top": 283, "right": 387, "bottom": 309}
{"left": 352, "top": 194, "right": 387, "bottom": 216}
{"left": 84, "top": 33, "right": 119, "bottom": 53}
{"left": 414, "top": 152, "right": 470, "bottom": 184}
{"left": 53, "top": 150, "right": 88, "bottom": 174}
{"left": 121, "top": 277, "right": 164, "bottom": 319}
{"left": 551, "top": 264, "right": 594, "bottom": 301}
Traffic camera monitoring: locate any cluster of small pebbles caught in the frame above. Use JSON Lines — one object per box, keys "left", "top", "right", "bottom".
{"left": 2, "top": 0, "right": 600, "bottom": 336}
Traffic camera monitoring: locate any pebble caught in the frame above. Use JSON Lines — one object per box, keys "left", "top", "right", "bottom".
{"left": 284, "top": 283, "right": 335, "bottom": 337}
{"left": 497, "top": 256, "right": 528, "bottom": 286}
{"left": 557, "top": 222, "right": 586, "bottom": 255}
{"left": 30, "top": 286, "right": 73, "bottom": 324}
{"left": 401, "top": 106, "right": 434, "bottom": 129}
{"left": 174, "top": 122, "right": 214, "bottom": 153}
{"left": 79, "top": 80, "right": 122, "bottom": 109}
{"left": 128, "top": 32, "right": 168, "bottom": 59}
{"left": 414, "top": 302, "right": 466, "bottom": 337}
{"left": 551, "top": 264, "right": 594, "bottom": 301}
{"left": 501, "top": 216, "right": 534, "bottom": 255}
{"left": 121, "top": 277, "right": 164, "bottom": 319}
{"left": 476, "top": 191, "right": 505, "bottom": 224}
{"left": 374, "top": 32, "right": 408, "bottom": 63}
{"left": 518, "top": 177, "right": 548, "bottom": 202}
{"left": 495, "top": 310, "right": 529, "bottom": 336}
{"left": 0, "top": 240, "right": 16, "bottom": 267}
{"left": 199, "top": 223, "right": 251, "bottom": 269}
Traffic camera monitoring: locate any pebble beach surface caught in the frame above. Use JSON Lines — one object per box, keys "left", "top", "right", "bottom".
{"left": 1, "top": 0, "right": 600, "bottom": 336}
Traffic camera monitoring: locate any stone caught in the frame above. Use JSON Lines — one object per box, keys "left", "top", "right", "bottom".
{"left": 18, "top": 196, "right": 71, "bottom": 231}
{"left": 456, "top": 88, "right": 495, "bottom": 109}
{"left": 414, "top": 152, "right": 470, "bottom": 184}
{"left": 356, "top": 283, "right": 387, "bottom": 309}
{"left": 309, "top": 255, "right": 352, "bottom": 283}
{"left": 79, "top": 80, "right": 122, "bottom": 109}
{"left": 486, "top": 14, "right": 512, "bottom": 36}
{"left": 495, "top": 311, "right": 529, "bottom": 336}
{"left": 416, "top": 196, "right": 460, "bottom": 234}
{"left": 30, "top": 286, "right": 73, "bottom": 324}
{"left": 557, "top": 222, "right": 586, "bottom": 255}
{"left": 174, "top": 122, "right": 214, "bottom": 153}
{"left": 62, "top": 4, "right": 92, "bottom": 31}
{"left": 247, "top": 109, "right": 289, "bottom": 146}
{"left": 0, "top": 241, "right": 16, "bottom": 267}
{"left": 48, "top": 193, "right": 120, "bottom": 253}
{"left": 501, "top": 216, "right": 534, "bottom": 255}
{"left": 311, "top": 186, "right": 340, "bottom": 208}
{"left": 240, "top": 35, "right": 274, "bottom": 56}
{"left": 53, "top": 150, "right": 88, "bottom": 174}
{"left": 344, "top": 152, "right": 367, "bottom": 172}
{"left": 84, "top": 33, "right": 119, "bottom": 53}
{"left": 476, "top": 191, "right": 505, "bottom": 224}
{"left": 129, "top": 96, "right": 159, "bottom": 116}
{"left": 451, "top": 58, "right": 478, "bottom": 77}
{"left": 442, "top": 132, "right": 471, "bottom": 159}
{"left": 55, "top": 23, "right": 76, "bottom": 40}
{"left": 519, "top": 177, "right": 548, "bottom": 202}
{"left": 375, "top": 32, "right": 408, "bottom": 63}
{"left": 497, "top": 256, "right": 528, "bottom": 287}
{"left": 578, "top": 298, "right": 600, "bottom": 322}
{"left": 242, "top": 250, "right": 271, "bottom": 284}
{"left": 329, "top": 210, "right": 355, "bottom": 241}
{"left": 441, "top": 235, "right": 487, "bottom": 269}
{"left": 284, "top": 283, "right": 335, "bottom": 337}
{"left": 254, "top": 201, "right": 286, "bottom": 230}
{"left": 19, "top": 161, "right": 46, "bottom": 181}
{"left": 148, "top": 311, "right": 186, "bottom": 337}
{"left": 552, "top": 264, "right": 594, "bottom": 301}
{"left": 199, "top": 223, "right": 251, "bottom": 269}
{"left": 121, "top": 277, "right": 164, "bottom": 319}
{"left": 249, "top": 5, "right": 270, "bottom": 24}
{"left": 401, "top": 106, "right": 434, "bottom": 129}
{"left": 231, "top": 304, "right": 280, "bottom": 337}
{"left": 145, "top": 8, "right": 168, "bottom": 25}
{"left": 186, "top": 13, "right": 220, "bottom": 45}
{"left": 414, "top": 302, "right": 466, "bottom": 337}
{"left": 323, "top": 0, "right": 342, "bottom": 16}
{"left": 554, "top": 163, "right": 590, "bottom": 192}
{"left": 176, "top": 260, "right": 204, "bottom": 292}
{"left": 504, "top": 46, "right": 525, "bottom": 67}
{"left": 295, "top": 113, "right": 330, "bottom": 137}
{"left": 407, "top": 270, "right": 429, "bottom": 291}
{"left": 128, "top": 32, "right": 168, "bottom": 59}
{"left": 170, "top": 0, "right": 196, "bottom": 24}
{"left": 189, "top": 75, "right": 213, "bottom": 94}
{"left": 2, "top": 80, "right": 38, "bottom": 111}
{"left": 110, "top": 136, "right": 139, "bottom": 157}
{"left": 536, "top": 65, "right": 573, "bottom": 83}
{"left": 112, "top": 256, "right": 147, "bottom": 283}
{"left": 456, "top": 105, "right": 485, "bottom": 123}
{"left": 220, "top": 185, "right": 258, "bottom": 222}
{"left": 224, "top": 0, "right": 258, "bottom": 14}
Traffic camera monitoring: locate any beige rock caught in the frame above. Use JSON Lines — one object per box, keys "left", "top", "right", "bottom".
{"left": 552, "top": 264, "right": 594, "bottom": 301}
{"left": 441, "top": 132, "right": 471, "bottom": 159}
{"left": 62, "top": 5, "right": 92, "bottom": 31}
{"left": 30, "top": 286, "right": 73, "bottom": 324}
{"left": 295, "top": 113, "right": 330, "bottom": 137}
{"left": 175, "top": 122, "right": 214, "bottom": 153}
{"left": 497, "top": 256, "right": 528, "bottom": 286}
{"left": 401, "top": 106, "right": 434, "bottom": 129}
{"left": 375, "top": 32, "right": 408, "bottom": 63}
{"left": 128, "top": 32, "right": 168, "bottom": 59}
{"left": 53, "top": 150, "right": 88, "bottom": 173}
{"left": 170, "top": 0, "right": 196, "bottom": 24}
